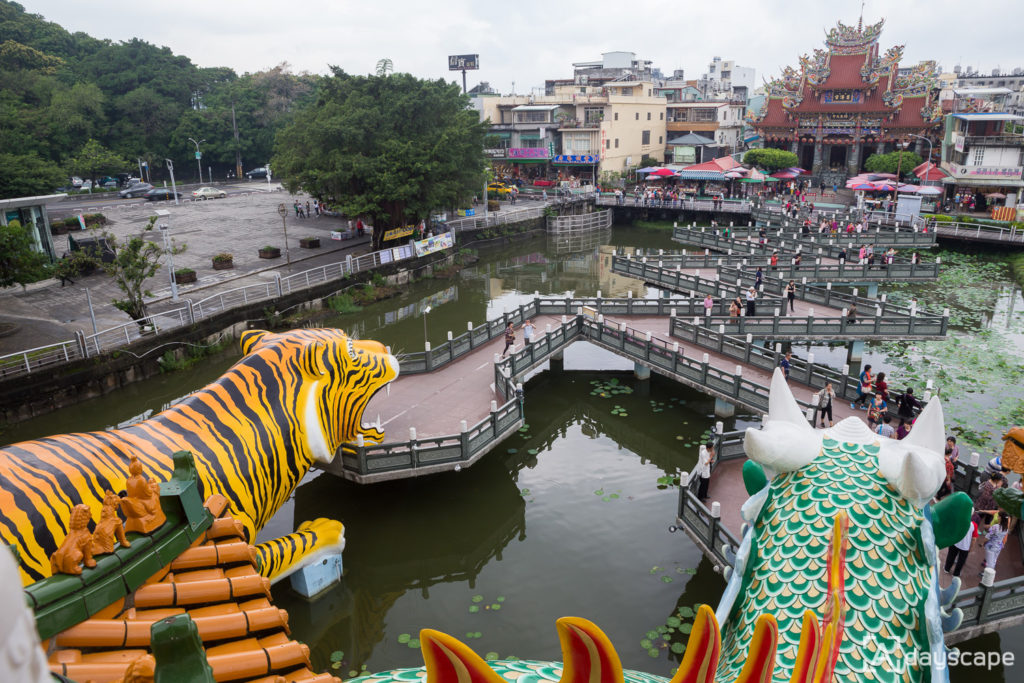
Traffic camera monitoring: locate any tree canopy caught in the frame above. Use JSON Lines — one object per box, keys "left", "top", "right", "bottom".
{"left": 864, "top": 150, "right": 923, "bottom": 176}
{"left": 743, "top": 148, "right": 800, "bottom": 171}
{"left": 272, "top": 69, "right": 488, "bottom": 250}
{"left": 0, "top": 219, "right": 50, "bottom": 288}
{"left": 0, "top": 1, "right": 318, "bottom": 196}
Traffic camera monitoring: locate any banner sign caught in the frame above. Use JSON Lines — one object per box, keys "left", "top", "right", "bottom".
{"left": 448, "top": 54, "right": 479, "bottom": 71}
{"left": 414, "top": 232, "right": 455, "bottom": 257}
{"left": 509, "top": 148, "right": 550, "bottom": 159}
{"left": 954, "top": 134, "right": 965, "bottom": 153}
{"left": 552, "top": 154, "right": 598, "bottom": 164}
{"left": 382, "top": 225, "right": 415, "bottom": 241}
{"left": 951, "top": 164, "right": 1023, "bottom": 178}
{"left": 456, "top": 209, "right": 476, "bottom": 217}
{"left": 485, "top": 148, "right": 507, "bottom": 158}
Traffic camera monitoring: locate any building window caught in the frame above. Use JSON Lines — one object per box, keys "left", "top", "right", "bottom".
{"left": 642, "top": 130, "right": 651, "bottom": 145}
{"left": 584, "top": 107, "right": 604, "bottom": 125}
{"left": 972, "top": 147, "right": 985, "bottom": 165}
{"left": 660, "top": 112, "right": 664, "bottom": 120}
{"left": 614, "top": 112, "right": 619, "bottom": 121}
{"left": 615, "top": 138, "right": 619, "bottom": 148}
{"left": 635, "top": 112, "right": 639, "bottom": 120}
{"left": 516, "top": 111, "right": 549, "bottom": 123}
{"left": 695, "top": 109, "right": 716, "bottom": 122}
{"left": 647, "top": 112, "right": 651, "bottom": 120}
{"left": 659, "top": 135, "right": 663, "bottom": 144}
{"left": 606, "top": 139, "right": 611, "bottom": 150}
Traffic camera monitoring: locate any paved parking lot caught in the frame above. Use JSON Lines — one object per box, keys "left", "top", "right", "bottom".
{"left": 0, "top": 188, "right": 371, "bottom": 353}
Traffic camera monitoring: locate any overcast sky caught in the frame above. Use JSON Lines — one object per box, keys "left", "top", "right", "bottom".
{"left": 22, "top": 0, "right": 1024, "bottom": 93}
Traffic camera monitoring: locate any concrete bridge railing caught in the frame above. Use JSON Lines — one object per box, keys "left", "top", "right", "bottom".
{"left": 547, "top": 209, "right": 613, "bottom": 234}
{"left": 671, "top": 227, "right": 937, "bottom": 263}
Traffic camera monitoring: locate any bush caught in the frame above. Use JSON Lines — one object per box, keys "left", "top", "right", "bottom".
{"left": 488, "top": 200, "right": 499, "bottom": 212}
{"left": 743, "top": 148, "right": 799, "bottom": 171}
{"left": 327, "top": 293, "right": 362, "bottom": 314}
{"left": 212, "top": 253, "right": 233, "bottom": 263}
{"left": 372, "top": 272, "right": 386, "bottom": 287}
{"left": 174, "top": 267, "right": 195, "bottom": 277}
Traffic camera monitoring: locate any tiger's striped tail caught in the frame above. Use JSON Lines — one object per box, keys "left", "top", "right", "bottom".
{"left": 252, "top": 518, "right": 345, "bottom": 584}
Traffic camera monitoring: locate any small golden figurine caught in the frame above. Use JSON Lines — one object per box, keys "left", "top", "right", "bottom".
{"left": 90, "top": 489, "right": 131, "bottom": 555}
{"left": 120, "top": 456, "right": 167, "bottom": 534}
{"left": 49, "top": 504, "right": 97, "bottom": 575}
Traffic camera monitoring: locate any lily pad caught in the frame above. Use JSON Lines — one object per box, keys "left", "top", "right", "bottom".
{"left": 472, "top": 595, "right": 484, "bottom": 603}
{"left": 527, "top": 449, "right": 538, "bottom": 455}
{"left": 491, "top": 603, "right": 502, "bottom": 610}
{"left": 646, "top": 630, "right": 659, "bottom": 640}
{"left": 497, "top": 596, "right": 505, "bottom": 602}
{"left": 661, "top": 576, "right": 673, "bottom": 583}
{"left": 679, "top": 623, "right": 692, "bottom": 634}
{"left": 330, "top": 650, "right": 345, "bottom": 662}
{"left": 397, "top": 634, "right": 411, "bottom": 644}
{"left": 595, "top": 489, "right": 604, "bottom": 496}
{"left": 640, "top": 638, "right": 653, "bottom": 649}
{"left": 485, "top": 652, "right": 499, "bottom": 661}
{"left": 507, "top": 448, "right": 518, "bottom": 454}
{"left": 671, "top": 642, "right": 686, "bottom": 655}
{"left": 469, "top": 605, "right": 480, "bottom": 613}
{"left": 665, "top": 616, "right": 681, "bottom": 628}
{"left": 408, "top": 638, "right": 421, "bottom": 648}
{"left": 648, "top": 648, "right": 660, "bottom": 658}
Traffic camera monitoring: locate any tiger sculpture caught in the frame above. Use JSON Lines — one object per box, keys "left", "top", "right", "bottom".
{"left": 0, "top": 328, "right": 399, "bottom": 584}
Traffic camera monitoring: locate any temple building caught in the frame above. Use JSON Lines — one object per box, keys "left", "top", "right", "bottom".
{"left": 751, "top": 17, "right": 943, "bottom": 187}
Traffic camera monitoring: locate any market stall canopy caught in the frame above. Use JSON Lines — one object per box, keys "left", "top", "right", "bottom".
{"left": 647, "top": 168, "right": 677, "bottom": 177}
{"left": 770, "top": 170, "right": 800, "bottom": 179}
{"left": 666, "top": 133, "right": 717, "bottom": 146}
{"left": 724, "top": 170, "right": 747, "bottom": 179}
{"left": 674, "top": 170, "right": 726, "bottom": 180}
{"left": 683, "top": 156, "right": 742, "bottom": 172}
{"left": 637, "top": 166, "right": 660, "bottom": 174}
{"left": 914, "top": 185, "right": 943, "bottom": 195}
{"left": 847, "top": 182, "right": 881, "bottom": 191}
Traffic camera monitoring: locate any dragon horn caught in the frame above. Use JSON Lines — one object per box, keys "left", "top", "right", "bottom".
{"left": 554, "top": 617, "right": 624, "bottom": 683}
{"left": 668, "top": 605, "right": 721, "bottom": 683}
{"left": 766, "top": 368, "right": 813, "bottom": 429}
{"left": 735, "top": 614, "right": 779, "bottom": 683}
{"left": 420, "top": 629, "right": 506, "bottom": 683}
{"left": 788, "top": 612, "right": 821, "bottom": 683}
{"left": 900, "top": 397, "right": 945, "bottom": 458}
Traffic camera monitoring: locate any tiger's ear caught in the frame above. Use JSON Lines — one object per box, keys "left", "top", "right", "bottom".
{"left": 240, "top": 330, "right": 269, "bottom": 355}
{"left": 300, "top": 340, "right": 329, "bottom": 378}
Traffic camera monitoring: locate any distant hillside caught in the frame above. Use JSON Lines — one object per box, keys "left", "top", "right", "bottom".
{"left": 0, "top": 0, "right": 318, "bottom": 198}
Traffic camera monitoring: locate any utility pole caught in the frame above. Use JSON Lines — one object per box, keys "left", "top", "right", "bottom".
{"left": 165, "top": 159, "right": 180, "bottom": 205}
{"left": 231, "top": 101, "right": 243, "bottom": 180}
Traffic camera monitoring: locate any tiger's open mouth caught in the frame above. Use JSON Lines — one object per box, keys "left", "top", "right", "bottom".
{"left": 353, "top": 349, "right": 400, "bottom": 446}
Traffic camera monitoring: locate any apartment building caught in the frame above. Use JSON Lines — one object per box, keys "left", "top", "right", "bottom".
{"left": 478, "top": 81, "right": 667, "bottom": 180}
{"left": 665, "top": 101, "right": 746, "bottom": 153}
{"left": 940, "top": 112, "right": 1024, "bottom": 204}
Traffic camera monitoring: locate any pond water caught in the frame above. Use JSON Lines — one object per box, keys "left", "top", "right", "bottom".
{"left": 2, "top": 224, "right": 1022, "bottom": 681}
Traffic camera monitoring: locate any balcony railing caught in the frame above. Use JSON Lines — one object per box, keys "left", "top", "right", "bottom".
{"left": 965, "top": 134, "right": 1024, "bottom": 147}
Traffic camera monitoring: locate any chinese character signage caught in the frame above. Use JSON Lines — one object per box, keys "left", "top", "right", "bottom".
{"left": 951, "top": 164, "right": 1023, "bottom": 178}
{"left": 552, "top": 154, "right": 599, "bottom": 164}
{"left": 383, "top": 225, "right": 415, "bottom": 241}
{"left": 484, "top": 148, "right": 506, "bottom": 158}
{"left": 508, "top": 148, "right": 551, "bottom": 159}
{"left": 448, "top": 54, "right": 479, "bottom": 71}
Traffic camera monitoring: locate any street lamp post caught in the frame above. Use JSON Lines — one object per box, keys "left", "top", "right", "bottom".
{"left": 277, "top": 203, "right": 291, "bottom": 270}
{"left": 155, "top": 209, "right": 177, "bottom": 301}
{"left": 906, "top": 133, "right": 933, "bottom": 183}
{"left": 892, "top": 138, "right": 910, "bottom": 208}
{"left": 188, "top": 138, "right": 205, "bottom": 184}
{"left": 165, "top": 159, "right": 180, "bottom": 206}
{"left": 422, "top": 305, "right": 432, "bottom": 349}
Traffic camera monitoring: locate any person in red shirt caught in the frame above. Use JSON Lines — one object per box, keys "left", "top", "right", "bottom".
{"left": 874, "top": 372, "right": 889, "bottom": 404}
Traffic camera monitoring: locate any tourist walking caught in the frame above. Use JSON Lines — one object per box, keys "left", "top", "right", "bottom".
{"left": 818, "top": 381, "right": 835, "bottom": 427}
{"left": 501, "top": 323, "right": 515, "bottom": 357}
{"left": 875, "top": 414, "right": 896, "bottom": 438}
{"left": 703, "top": 294, "right": 714, "bottom": 316}
{"left": 946, "top": 436, "right": 960, "bottom": 464}
{"left": 847, "top": 302, "right": 857, "bottom": 323}
{"left": 697, "top": 442, "right": 715, "bottom": 501}
{"left": 974, "top": 472, "right": 1004, "bottom": 527}
{"left": 943, "top": 520, "right": 977, "bottom": 577}
{"left": 896, "top": 418, "right": 911, "bottom": 440}
{"left": 523, "top": 319, "right": 535, "bottom": 345}
{"left": 897, "top": 388, "right": 921, "bottom": 419}
{"left": 786, "top": 280, "right": 796, "bottom": 314}
{"left": 779, "top": 351, "right": 792, "bottom": 379}
{"left": 981, "top": 514, "right": 1010, "bottom": 576}
{"left": 745, "top": 287, "right": 757, "bottom": 316}
{"left": 729, "top": 298, "right": 740, "bottom": 317}
{"left": 852, "top": 364, "right": 873, "bottom": 408}
{"left": 755, "top": 267, "right": 763, "bottom": 290}
{"left": 867, "top": 394, "right": 886, "bottom": 431}
{"left": 874, "top": 372, "right": 889, "bottom": 405}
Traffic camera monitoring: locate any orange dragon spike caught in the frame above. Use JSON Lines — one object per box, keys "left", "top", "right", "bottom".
{"left": 420, "top": 629, "right": 507, "bottom": 683}
{"left": 554, "top": 617, "right": 625, "bottom": 683}
{"left": 667, "top": 604, "right": 721, "bottom": 683}
{"left": 787, "top": 611, "right": 821, "bottom": 683}
{"left": 735, "top": 614, "right": 779, "bottom": 683}
{"left": 815, "top": 511, "right": 849, "bottom": 683}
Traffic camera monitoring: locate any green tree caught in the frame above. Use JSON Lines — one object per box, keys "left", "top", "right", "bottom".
{"left": 66, "top": 139, "right": 129, "bottom": 184}
{"left": 743, "top": 148, "right": 799, "bottom": 171}
{"left": 103, "top": 216, "right": 185, "bottom": 322}
{"left": 0, "top": 151, "right": 65, "bottom": 198}
{"left": 638, "top": 155, "right": 660, "bottom": 169}
{"left": 863, "top": 150, "right": 923, "bottom": 176}
{"left": 0, "top": 218, "right": 50, "bottom": 287}
{"left": 272, "top": 69, "right": 488, "bottom": 250}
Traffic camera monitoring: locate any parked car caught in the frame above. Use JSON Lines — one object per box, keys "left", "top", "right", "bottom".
{"left": 245, "top": 167, "right": 269, "bottom": 179}
{"left": 143, "top": 188, "right": 181, "bottom": 202}
{"left": 70, "top": 176, "right": 83, "bottom": 188}
{"left": 80, "top": 180, "right": 93, "bottom": 192}
{"left": 119, "top": 183, "right": 154, "bottom": 199}
{"left": 487, "top": 182, "right": 512, "bottom": 198}
{"left": 192, "top": 186, "right": 227, "bottom": 200}
{"left": 99, "top": 179, "right": 119, "bottom": 189}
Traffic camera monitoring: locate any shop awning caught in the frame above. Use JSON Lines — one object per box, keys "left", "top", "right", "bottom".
{"left": 552, "top": 154, "right": 599, "bottom": 165}
{"left": 511, "top": 105, "right": 560, "bottom": 111}
{"left": 486, "top": 131, "right": 511, "bottom": 139}
{"left": 508, "top": 158, "right": 549, "bottom": 164}
{"left": 673, "top": 170, "right": 726, "bottom": 180}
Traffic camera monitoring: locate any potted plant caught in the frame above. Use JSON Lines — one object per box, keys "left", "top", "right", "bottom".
{"left": 173, "top": 267, "right": 197, "bottom": 284}
{"left": 212, "top": 253, "right": 234, "bottom": 270}
{"left": 259, "top": 245, "right": 281, "bottom": 259}
{"left": 299, "top": 236, "right": 321, "bottom": 249}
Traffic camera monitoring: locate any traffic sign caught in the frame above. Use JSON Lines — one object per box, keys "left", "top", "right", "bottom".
{"left": 195, "top": 152, "right": 201, "bottom": 160}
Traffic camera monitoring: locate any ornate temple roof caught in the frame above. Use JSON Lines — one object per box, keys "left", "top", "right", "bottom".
{"left": 752, "top": 16, "right": 941, "bottom": 137}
